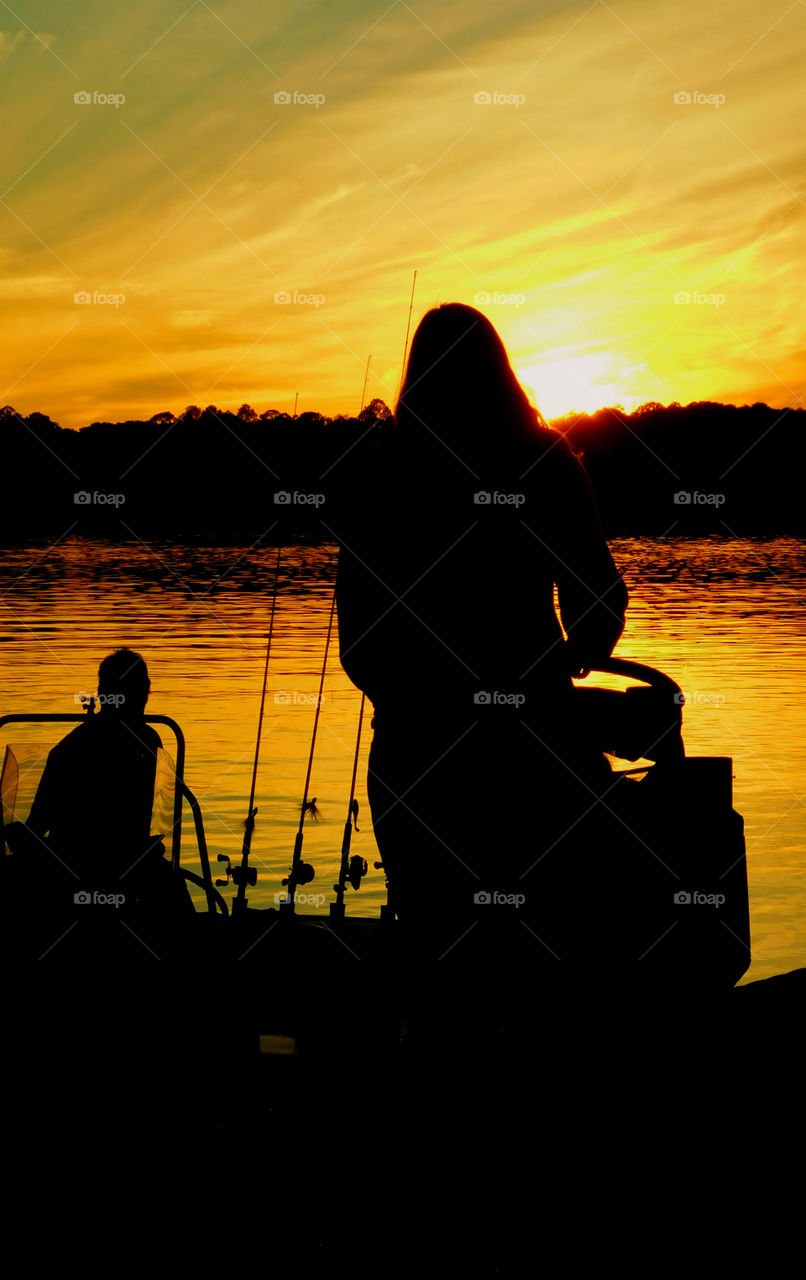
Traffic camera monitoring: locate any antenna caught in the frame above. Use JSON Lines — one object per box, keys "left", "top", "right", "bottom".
{"left": 401, "top": 269, "right": 418, "bottom": 383}
{"left": 359, "top": 355, "right": 372, "bottom": 414}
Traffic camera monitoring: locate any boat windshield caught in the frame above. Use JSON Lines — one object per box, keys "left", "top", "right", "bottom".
{"left": 1, "top": 741, "right": 178, "bottom": 854}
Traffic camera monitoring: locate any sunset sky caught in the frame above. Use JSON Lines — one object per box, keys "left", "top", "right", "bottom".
{"left": 2, "top": 0, "right": 805, "bottom": 427}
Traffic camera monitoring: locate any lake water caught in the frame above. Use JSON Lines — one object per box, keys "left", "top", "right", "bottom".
{"left": 1, "top": 535, "right": 805, "bottom": 984}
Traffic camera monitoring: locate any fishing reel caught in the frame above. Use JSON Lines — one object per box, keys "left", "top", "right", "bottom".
{"left": 333, "top": 854, "right": 368, "bottom": 896}
{"left": 348, "top": 854, "right": 367, "bottom": 890}
{"left": 281, "top": 859, "right": 315, "bottom": 892}
{"left": 215, "top": 853, "right": 257, "bottom": 889}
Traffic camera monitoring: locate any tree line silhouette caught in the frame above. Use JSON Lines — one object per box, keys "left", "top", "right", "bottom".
{"left": 1, "top": 398, "right": 803, "bottom": 539}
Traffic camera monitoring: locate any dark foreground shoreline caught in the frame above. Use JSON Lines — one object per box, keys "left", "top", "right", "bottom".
{"left": 8, "top": 959, "right": 803, "bottom": 1276}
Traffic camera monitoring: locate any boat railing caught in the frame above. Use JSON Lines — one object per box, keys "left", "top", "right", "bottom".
{"left": 0, "top": 712, "right": 224, "bottom": 915}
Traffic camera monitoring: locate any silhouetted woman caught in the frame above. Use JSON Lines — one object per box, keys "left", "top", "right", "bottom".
{"left": 335, "top": 304, "right": 627, "bottom": 979}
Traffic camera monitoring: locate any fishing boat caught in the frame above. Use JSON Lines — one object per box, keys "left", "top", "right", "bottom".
{"left": 0, "top": 650, "right": 764, "bottom": 1280}
{"left": 0, "top": 656, "right": 751, "bottom": 1018}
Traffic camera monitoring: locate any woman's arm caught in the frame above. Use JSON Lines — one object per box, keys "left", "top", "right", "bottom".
{"left": 542, "top": 436, "right": 628, "bottom": 672}
{"left": 335, "top": 538, "right": 390, "bottom": 705}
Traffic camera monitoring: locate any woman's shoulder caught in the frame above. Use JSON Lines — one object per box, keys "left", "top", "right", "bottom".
{"left": 516, "top": 427, "right": 593, "bottom": 494}
{"left": 523, "top": 425, "right": 579, "bottom": 465}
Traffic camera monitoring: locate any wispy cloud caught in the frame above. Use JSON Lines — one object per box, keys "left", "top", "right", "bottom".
{"left": 2, "top": 0, "right": 805, "bottom": 423}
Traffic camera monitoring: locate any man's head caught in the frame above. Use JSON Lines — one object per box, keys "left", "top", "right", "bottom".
{"left": 97, "top": 648, "right": 150, "bottom": 716}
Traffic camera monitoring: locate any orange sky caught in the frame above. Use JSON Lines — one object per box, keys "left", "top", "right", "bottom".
{"left": 2, "top": 0, "right": 805, "bottom": 426}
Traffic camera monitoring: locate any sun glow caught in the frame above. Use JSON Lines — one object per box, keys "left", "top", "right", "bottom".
{"left": 2, "top": 4, "right": 805, "bottom": 424}
{"left": 516, "top": 351, "right": 637, "bottom": 420}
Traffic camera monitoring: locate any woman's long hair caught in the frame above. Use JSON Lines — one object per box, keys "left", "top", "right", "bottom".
{"left": 395, "top": 303, "right": 548, "bottom": 464}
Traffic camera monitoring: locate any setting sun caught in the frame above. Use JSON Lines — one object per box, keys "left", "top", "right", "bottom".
{"left": 517, "top": 350, "right": 638, "bottom": 419}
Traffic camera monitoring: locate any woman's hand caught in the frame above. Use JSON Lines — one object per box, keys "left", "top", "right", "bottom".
{"left": 565, "top": 641, "right": 591, "bottom": 680}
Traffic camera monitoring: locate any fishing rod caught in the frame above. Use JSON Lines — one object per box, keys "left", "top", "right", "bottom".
{"left": 349, "top": 269, "right": 417, "bottom": 925}
{"left": 326, "top": 270, "right": 420, "bottom": 925}
{"left": 216, "top": 544, "right": 282, "bottom": 914}
{"left": 280, "top": 583, "right": 338, "bottom": 914}
{"left": 330, "top": 691, "right": 367, "bottom": 920}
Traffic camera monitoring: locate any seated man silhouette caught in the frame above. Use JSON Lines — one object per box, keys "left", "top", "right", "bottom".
{"left": 12, "top": 649, "right": 190, "bottom": 919}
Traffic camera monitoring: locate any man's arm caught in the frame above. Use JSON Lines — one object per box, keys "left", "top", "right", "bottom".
{"left": 27, "top": 750, "right": 59, "bottom": 836}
